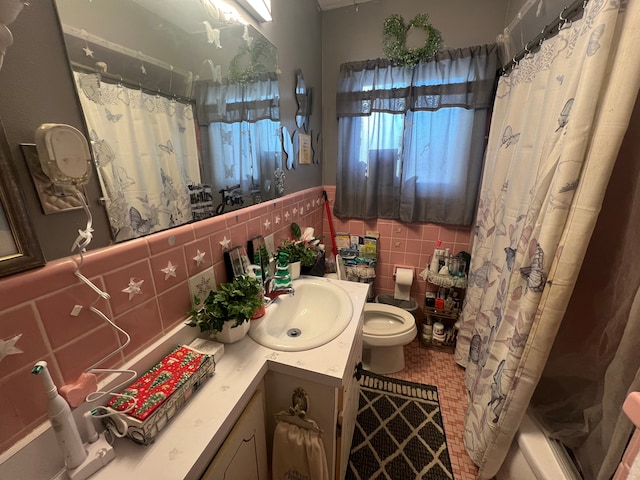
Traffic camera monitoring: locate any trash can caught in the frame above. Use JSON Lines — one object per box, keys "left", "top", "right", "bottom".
{"left": 374, "top": 294, "right": 418, "bottom": 313}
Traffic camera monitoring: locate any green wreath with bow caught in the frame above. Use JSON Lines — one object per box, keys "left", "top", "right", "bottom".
{"left": 382, "top": 13, "right": 443, "bottom": 66}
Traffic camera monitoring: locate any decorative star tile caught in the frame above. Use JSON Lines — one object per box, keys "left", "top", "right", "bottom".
{"left": 0, "top": 334, "right": 23, "bottom": 363}
{"left": 292, "top": 208, "right": 298, "bottom": 217}
{"left": 161, "top": 261, "right": 177, "bottom": 280}
{"left": 219, "top": 236, "right": 231, "bottom": 250}
{"left": 83, "top": 46, "right": 94, "bottom": 57}
{"left": 264, "top": 219, "right": 271, "bottom": 230}
{"left": 300, "top": 206, "right": 305, "bottom": 215}
{"left": 122, "top": 278, "right": 144, "bottom": 300}
{"left": 193, "top": 250, "right": 206, "bottom": 266}
{"left": 307, "top": 202, "right": 311, "bottom": 210}
{"left": 275, "top": 215, "right": 281, "bottom": 225}
{"left": 284, "top": 211, "right": 290, "bottom": 221}
{"left": 195, "top": 275, "right": 212, "bottom": 299}
{"left": 140, "top": 63, "right": 147, "bottom": 75}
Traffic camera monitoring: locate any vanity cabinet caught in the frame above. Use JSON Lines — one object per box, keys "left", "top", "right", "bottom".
{"left": 201, "top": 388, "right": 268, "bottom": 480}
{"left": 265, "top": 320, "right": 363, "bottom": 480}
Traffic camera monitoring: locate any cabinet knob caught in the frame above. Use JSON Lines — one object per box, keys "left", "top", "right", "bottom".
{"left": 354, "top": 362, "right": 363, "bottom": 380}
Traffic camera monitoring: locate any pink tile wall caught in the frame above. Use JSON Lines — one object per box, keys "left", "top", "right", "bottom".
{"left": 0, "top": 187, "right": 325, "bottom": 455}
{"left": 0, "top": 184, "right": 470, "bottom": 454}
{"left": 321, "top": 186, "right": 472, "bottom": 303}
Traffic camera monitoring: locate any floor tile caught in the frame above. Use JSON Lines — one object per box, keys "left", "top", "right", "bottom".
{"left": 389, "top": 338, "right": 479, "bottom": 480}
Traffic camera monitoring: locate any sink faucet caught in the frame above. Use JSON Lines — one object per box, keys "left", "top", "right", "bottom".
{"left": 264, "top": 276, "right": 295, "bottom": 299}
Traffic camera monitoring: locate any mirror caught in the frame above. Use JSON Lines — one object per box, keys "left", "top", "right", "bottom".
{"left": 0, "top": 119, "right": 46, "bottom": 277}
{"left": 282, "top": 125, "right": 294, "bottom": 170}
{"left": 54, "top": 0, "right": 281, "bottom": 242}
{"left": 295, "top": 69, "right": 311, "bottom": 132}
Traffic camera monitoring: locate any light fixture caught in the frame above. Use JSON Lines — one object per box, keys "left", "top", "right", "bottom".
{"left": 236, "top": 0, "right": 272, "bottom": 22}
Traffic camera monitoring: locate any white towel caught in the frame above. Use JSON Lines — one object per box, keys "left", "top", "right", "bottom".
{"left": 272, "top": 421, "right": 329, "bottom": 480}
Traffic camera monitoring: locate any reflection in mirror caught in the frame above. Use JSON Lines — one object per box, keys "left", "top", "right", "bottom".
{"left": 55, "top": 0, "right": 281, "bottom": 242}
{"left": 282, "top": 126, "right": 294, "bottom": 170}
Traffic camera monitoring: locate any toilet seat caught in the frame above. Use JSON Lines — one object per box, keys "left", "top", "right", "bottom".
{"left": 363, "top": 303, "right": 416, "bottom": 347}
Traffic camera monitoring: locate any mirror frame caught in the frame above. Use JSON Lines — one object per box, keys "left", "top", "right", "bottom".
{"left": 0, "top": 120, "right": 46, "bottom": 277}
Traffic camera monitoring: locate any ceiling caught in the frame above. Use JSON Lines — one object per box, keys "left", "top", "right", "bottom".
{"left": 316, "top": 0, "right": 375, "bottom": 11}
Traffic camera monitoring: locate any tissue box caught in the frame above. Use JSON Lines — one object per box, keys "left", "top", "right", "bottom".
{"left": 104, "top": 345, "right": 215, "bottom": 445}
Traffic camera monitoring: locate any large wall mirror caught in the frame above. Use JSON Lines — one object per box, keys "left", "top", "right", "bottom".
{"left": 54, "top": 0, "right": 281, "bottom": 242}
{"left": 0, "top": 119, "right": 46, "bottom": 277}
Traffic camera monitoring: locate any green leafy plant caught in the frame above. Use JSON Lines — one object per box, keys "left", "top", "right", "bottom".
{"left": 382, "top": 13, "right": 442, "bottom": 66}
{"left": 276, "top": 223, "right": 320, "bottom": 268}
{"left": 186, "top": 275, "right": 263, "bottom": 333}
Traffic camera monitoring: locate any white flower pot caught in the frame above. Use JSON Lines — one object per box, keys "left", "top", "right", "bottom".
{"left": 289, "top": 261, "right": 301, "bottom": 280}
{"left": 215, "top": 318, "right": 250, "bottom": 343}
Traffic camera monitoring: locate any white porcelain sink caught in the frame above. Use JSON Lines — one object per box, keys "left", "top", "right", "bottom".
{"left": 248, "top": 278, "right": 353, "bottom": 351}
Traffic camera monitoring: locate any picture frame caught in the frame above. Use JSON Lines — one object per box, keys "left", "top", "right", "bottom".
{"left": 0, "top": 120, "right": 46, "bottom": 278}
{"left": 298, "top": 133, "right": 312, "bottom": 165}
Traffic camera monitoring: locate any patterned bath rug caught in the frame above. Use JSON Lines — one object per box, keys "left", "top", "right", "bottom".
{"left": 346, "top": 370, "right": 453, "bottom": 480}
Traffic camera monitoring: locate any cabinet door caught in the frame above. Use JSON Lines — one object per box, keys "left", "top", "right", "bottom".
{"left": 336, "top": 322, "right": 363, "bottom": 479}
{"left": 202, "top": 389, "right": 268, "bottom": 480}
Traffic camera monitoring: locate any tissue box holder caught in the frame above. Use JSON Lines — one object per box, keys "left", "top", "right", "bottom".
{"left": 104, "top": 345, "right": 215, "bottom": 445}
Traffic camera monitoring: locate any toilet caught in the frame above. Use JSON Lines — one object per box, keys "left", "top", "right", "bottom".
{"left": 362, "top": 303, "right": 417, "bottom": 374}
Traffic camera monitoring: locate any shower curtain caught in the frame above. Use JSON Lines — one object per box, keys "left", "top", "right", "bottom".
{"left": 454, "top": 1, "right": 640, "bottom": 478}
{"left": 531, "top": 95, "right": 640, "bottom": 479}
{"left": 74, "top": 72, "right": 200, "bottom": 241}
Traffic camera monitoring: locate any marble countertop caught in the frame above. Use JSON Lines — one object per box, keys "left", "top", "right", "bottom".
{"left": 86, "top": 277, "right": 369, "bottom": 480}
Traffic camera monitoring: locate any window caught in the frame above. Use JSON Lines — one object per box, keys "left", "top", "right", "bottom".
{"left": 335, "top": 45, "right": 499, "bottom": 225}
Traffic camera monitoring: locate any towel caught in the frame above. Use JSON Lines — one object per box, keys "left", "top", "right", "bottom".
{"left": 272, "top": 421, "right": 329, "bottom": 480}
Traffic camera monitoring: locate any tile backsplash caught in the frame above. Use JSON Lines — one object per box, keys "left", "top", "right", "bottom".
{"left": 0, "top": 187, "right": 325, "bottom": 455}
{"left": 0, "top": 185, "right": 471, "bottom": 455}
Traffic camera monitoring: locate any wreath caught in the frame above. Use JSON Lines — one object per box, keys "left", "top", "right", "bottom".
{"left": 382, "top": 13, "right": 442, "bottom": 66}
{"left": 227, "top": 38, "right": 270, "bottom": 84}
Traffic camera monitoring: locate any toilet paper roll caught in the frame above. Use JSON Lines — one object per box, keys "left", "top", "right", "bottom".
{"left": 394, "top": 267, "right": 413, "bottom": 301}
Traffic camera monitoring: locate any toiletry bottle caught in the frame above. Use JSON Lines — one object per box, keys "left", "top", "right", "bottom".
{"left": 274, "top": 251, "right": 292, "bottom": 289}
{"left": 32, "top": 361, "right": 87, "bottom": 469}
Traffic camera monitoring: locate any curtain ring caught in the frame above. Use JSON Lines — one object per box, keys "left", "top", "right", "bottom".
{"left": 558, "top": 6, "right": 572, "bottom": 30}
{"left": 524, "top": 42, "right": 534, "bottom": 59}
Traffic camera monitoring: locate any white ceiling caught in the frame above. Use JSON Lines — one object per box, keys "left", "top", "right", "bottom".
{"left": 316, "top": 0, "right": 374, "bottom": 11}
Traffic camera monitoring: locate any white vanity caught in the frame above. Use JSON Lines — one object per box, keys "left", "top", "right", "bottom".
{"left": 83, "top": 278, "right": 368, "bottom": 480}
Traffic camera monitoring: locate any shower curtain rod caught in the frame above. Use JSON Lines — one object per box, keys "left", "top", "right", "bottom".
{"left": 500, "top": 0, "right": 589, "bottom": 75}
{"left": 70, "top": 61, "right": 196, "bottom": 105}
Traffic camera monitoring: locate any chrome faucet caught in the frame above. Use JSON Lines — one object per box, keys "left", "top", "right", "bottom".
{"left": 264, "top": 277, "right": 295, "bottom": 299}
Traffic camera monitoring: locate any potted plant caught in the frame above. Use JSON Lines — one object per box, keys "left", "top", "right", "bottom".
{"left": 186, "top": 275, "right": 263, "bottom": 343}
{"left": 276, "top": 223, "right": 324, "bottom": 278}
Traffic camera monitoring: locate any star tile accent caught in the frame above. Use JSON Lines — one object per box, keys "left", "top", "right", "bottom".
{"left": 284, "top": 211, "right": 290, "bottom": 221}
{"left": 161, "top": 261, "right": 177, "bottom": 280}
{"left": 292, "top": 207, "right": 298, "bottom": 217}
{"left": 219, "top": 236, "right": 231, "bottom": 250}
{"left": 195, "top": 275, "right": 212, "bottom": 299}
{"left": 300, "top": 206, "right": 305, "bottom": 215}
{"left": 83, "top": 46, "right": 94, "bottom": 57}
{"left": 193, "top": 249, "right": 206, "bottom": 266}
{"left": 0, "top": 334, "right": 23, "bottom": 363}
{"left": 275, "top": 215, "right": 281, "bottom": 225}
{"left": 306, "top": 202, "right": 311, "bottom": 211}
{"left": 264, "top": 219, "right": 271, "bottom": 230}
{"left": 122, "top": 278, "right": 144, "bottom": 300}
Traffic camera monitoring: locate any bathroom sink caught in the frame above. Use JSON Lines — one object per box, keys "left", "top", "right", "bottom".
{"left": 248, "top": 278, "right": 353, "bottom": 351}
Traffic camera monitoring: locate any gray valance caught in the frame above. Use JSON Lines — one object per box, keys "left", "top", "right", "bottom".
{"left": 337, "top": 44, "right": 499, "bottom": 117}
{"left": 195, "top": 72, "right": 280, "bottom": 125}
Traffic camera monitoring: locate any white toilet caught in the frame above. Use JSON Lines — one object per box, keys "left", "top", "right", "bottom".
{"left": 362, "top": 303, "right": 417, "bottom": 374}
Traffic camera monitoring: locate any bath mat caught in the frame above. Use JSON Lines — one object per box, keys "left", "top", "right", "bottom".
{"left": 346, "top": 370, "right": 453, "bottom": 480}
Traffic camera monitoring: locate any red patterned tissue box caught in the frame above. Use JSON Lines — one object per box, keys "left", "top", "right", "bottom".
{"left": 105, "top": 345, "right": 215, "bottom": 444}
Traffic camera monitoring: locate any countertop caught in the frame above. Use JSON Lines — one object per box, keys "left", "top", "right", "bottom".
{"left": 86, "top": 277, "right": 369, "bottom": 480}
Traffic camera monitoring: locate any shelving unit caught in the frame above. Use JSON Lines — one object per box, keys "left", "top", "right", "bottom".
{"left": 421, "top": 306, "right": 459, "bottom": 353}
{"left": 419, "top": 273, "right": 467, "bottom": 354}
